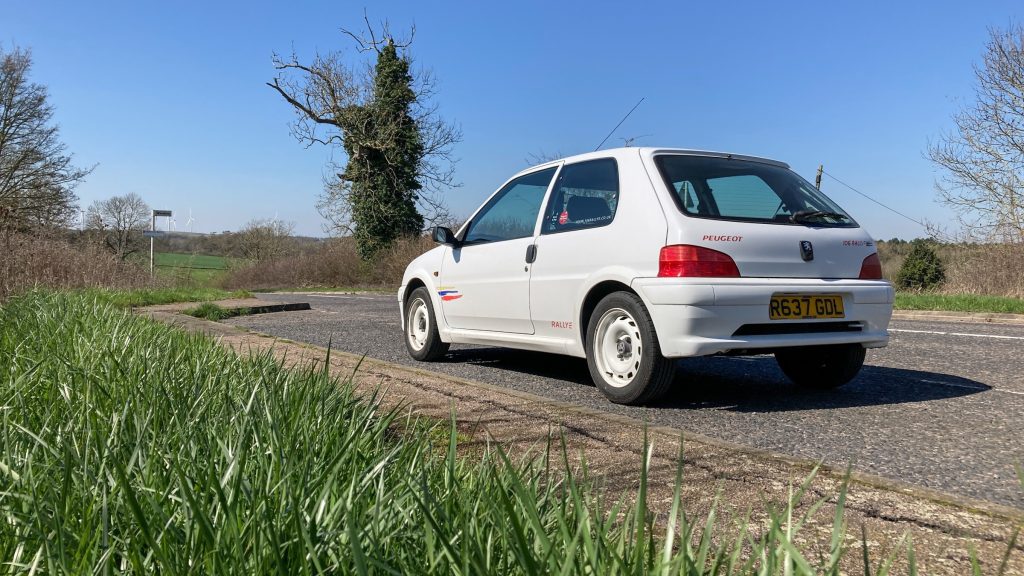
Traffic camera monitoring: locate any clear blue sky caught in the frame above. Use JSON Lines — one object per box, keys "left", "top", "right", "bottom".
{"left": 4, "top": 1, "right": 1022, "bottom": 239}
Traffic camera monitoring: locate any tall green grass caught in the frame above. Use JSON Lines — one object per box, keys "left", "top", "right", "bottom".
{"left": 0, "top": 292, "right": 939, "bottom": 574}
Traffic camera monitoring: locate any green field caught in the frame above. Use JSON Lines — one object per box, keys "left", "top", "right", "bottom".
{"left": 153, "top": 252, "right": 231, "bottom": 286}
{"left": 154, "top": 252, "right": 229, "bottom": 269}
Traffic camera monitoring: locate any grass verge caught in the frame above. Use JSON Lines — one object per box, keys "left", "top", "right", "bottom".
{"left": 183, "top": 302, "right": 251, "bottom": 321}
{"left": 895, "top": 292, "right": 1024, "bottom": 315}
{"left": 5, "top": 292, "right": 1009, "bottom": 573}
{"left": 79, "top": 287, "right": 252, "bottom": 308}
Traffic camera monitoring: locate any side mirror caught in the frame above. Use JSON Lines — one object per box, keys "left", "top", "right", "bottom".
{"left": 432, "top": 226, "right": 460, "bottom": 247}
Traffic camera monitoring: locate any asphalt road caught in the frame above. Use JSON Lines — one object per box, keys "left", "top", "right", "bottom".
{"left": 226, "top": 293, "right": 1024, "bottom": 508}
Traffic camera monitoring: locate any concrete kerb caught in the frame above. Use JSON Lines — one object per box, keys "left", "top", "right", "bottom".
{"left": 142, "top": 298, "right": 310, "bottom": 316}
{"left": 892, "top": 309, "right": 1024, "bottom": 325}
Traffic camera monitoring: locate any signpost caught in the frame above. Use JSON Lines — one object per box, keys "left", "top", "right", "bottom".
{"left": 150, "top": 210, "right": 172, "bottom": 277}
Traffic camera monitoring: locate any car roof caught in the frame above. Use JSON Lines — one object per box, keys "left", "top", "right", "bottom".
{"left": 519, "top": 147, "right": 791, "bottom": 175}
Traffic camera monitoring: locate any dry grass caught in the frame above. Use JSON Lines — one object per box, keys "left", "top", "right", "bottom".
{"left": 0, "top": 233, "right": 151, "bottom": 302}
{"left": 941, "top": 243, "right": 1024, "bottom": 298}
{"left": 877, "top": 241, "right": 1024, "bottom": 298}
{"left": 223, "top": 235, "right": 434, "bottom": 290}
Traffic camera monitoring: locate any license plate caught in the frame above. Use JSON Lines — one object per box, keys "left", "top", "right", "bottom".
{"left": 769, "top": 294, "right": 845, "bottom": 320}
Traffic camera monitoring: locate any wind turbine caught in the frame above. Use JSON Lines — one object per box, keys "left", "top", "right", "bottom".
{"left": 186, "top": 209, "right": 195, "bottom": 233}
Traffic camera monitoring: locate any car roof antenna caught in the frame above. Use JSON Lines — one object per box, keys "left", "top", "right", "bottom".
{"left": 594, "top": 97, "right": 645, "bottom": 151}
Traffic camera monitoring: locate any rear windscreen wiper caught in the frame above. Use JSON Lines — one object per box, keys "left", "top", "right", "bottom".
{"left": 790, "top": 210, "right": 851, "bottom": 224}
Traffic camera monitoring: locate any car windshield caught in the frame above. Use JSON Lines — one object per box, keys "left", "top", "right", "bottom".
{"left": 654, "top": 155, "right": 857, "bottom": 227}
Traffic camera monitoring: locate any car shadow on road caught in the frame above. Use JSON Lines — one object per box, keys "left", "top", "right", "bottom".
{"left": 442, "top": 347, "right": 991, "bottom": 412}
{"left": 654, "top": 356, "right": 991, "bottom": 412}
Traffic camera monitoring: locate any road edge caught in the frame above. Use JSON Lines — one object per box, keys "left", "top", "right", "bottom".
{"left": 892, "top": 309, "right": 1024, "bottom": 325}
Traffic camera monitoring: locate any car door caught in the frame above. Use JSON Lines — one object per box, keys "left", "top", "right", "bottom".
{"left": 439, "top": 166, "right": 558, "bottom": 334}
{"left": 530, "top": 158, "right": 622, "bottom": 340}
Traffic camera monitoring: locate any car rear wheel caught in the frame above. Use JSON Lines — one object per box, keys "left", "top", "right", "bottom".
{"left": 775, "top": 344, "right": 866, "bottom": 389}
{"left": 586, "top": 292, "right": 675, "bottom": 405}
{"left": 405, "top": 287, "right": 449, "bottom": 361}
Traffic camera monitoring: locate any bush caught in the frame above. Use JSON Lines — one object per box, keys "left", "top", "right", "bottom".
{"left": 895, "top": 240, "right": 946, "bottom": 291}
{"left": 0, "top": 232, "right": 150, "bottom": 302}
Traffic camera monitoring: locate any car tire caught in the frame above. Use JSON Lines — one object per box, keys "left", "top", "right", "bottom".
{"left": 585, "top": 292, "right": 675, "bottom": 405}
{"left": 404, "top": 287, "right": 450, "bottom": 361}
{"left": 775, "top": 344, "right": 866, "bottom": 389}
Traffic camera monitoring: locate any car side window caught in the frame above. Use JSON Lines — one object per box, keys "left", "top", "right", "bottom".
{"left": 541, "top": 158, "right": 619, "bottom": 234}
{"left": 463, "top": 167, "right": 557, "bottom": 244}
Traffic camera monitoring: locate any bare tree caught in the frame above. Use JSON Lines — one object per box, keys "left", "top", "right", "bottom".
{"left": 86, "top": 193, "right": 150, "bottom": 260}
{"left": 236, "top": 218, "right": 295, "bottom": 263}
{"left": 268, "top": 16, "right": 461, "bottom": 246}
{"left": 524, "top": 149, "right": 565, "bottom": 166}
{"left": 0, "top": 45, "right": 92, "bottom": 235}
{"left": 928, "top": 25, "right": 1024, "bottom": 243}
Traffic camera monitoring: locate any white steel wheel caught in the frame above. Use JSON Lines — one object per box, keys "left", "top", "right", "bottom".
{"left": 585, "top": 291, "right": 675, "bottom": 405}
{"left": 407, "top": 298, "right": 430, "bottom": 352}
{"left": 404, "top": 287, "right": 449, "bottom": 361}
{"left": 593, "top": 308, "right": 643, "bottom": 388}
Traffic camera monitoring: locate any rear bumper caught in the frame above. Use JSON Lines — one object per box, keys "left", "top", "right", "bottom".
{"left": 631, "top": 278, "right": 893, "bottom": 357}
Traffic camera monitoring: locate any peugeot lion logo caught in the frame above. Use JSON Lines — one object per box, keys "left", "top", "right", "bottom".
{"left": 799, "top": 240, "right": 814, "bottom": 262}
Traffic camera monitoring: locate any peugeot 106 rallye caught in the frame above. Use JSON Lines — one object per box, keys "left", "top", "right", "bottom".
{"left": 399, "top": 147, "right": 893, "bottom": 405}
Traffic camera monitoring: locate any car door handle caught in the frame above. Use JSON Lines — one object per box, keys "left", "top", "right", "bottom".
{"left": 525, "top": 244, "right": 537, "bottom": 264}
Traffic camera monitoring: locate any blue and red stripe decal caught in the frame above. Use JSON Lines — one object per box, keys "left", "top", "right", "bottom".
{"left": 438, "top": 287, "right": 462, "bottom": 301}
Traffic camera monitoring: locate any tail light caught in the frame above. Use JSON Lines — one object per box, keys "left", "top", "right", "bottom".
{"left": 658, "top": 245, "right": 740, "bottom": 278}
{"left": 859, "top": 253, "right": 883, "bottom": 280}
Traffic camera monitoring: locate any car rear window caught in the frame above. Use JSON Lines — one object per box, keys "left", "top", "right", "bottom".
{"left": 655, "top": 155, "right": 857, "bottom": 227}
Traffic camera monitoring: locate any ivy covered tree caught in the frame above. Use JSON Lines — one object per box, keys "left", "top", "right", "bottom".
{"left": 342, "top": 41, "right": 424, "bottom": 256}
{"left": 268, "top": 19, "right": 460, "bottom": 259}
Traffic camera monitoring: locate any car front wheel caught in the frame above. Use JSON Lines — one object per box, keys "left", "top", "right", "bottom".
{"left": 404, "top": 287, "right": 450, "bottom": 361}
{"left": 775, "top": 344, "right": 866, "bottom": 389}
{"left": 585, "top": 292, "right": 675, "bottom": 405}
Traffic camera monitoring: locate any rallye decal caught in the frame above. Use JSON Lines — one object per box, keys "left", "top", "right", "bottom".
{"left": 437, "top": 286, "right": 462, "bottom": 301}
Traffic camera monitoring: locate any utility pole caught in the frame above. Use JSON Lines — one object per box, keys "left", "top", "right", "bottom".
{"left": 815, "top": 164, "right": 823, "bottom": 190}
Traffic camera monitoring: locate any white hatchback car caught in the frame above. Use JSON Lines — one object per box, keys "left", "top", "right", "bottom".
{"left": 399, "top": 147, "right": 893, "bottom": 405}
